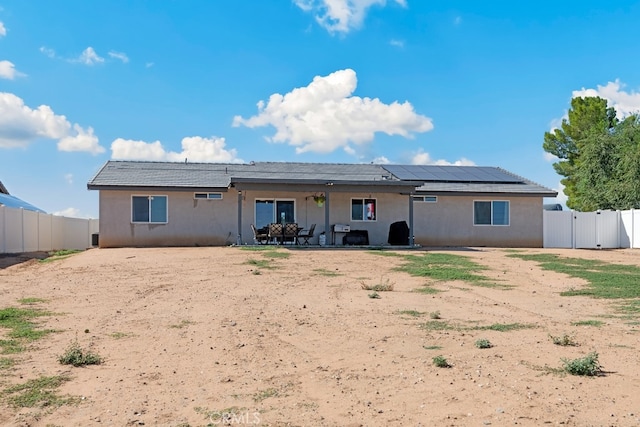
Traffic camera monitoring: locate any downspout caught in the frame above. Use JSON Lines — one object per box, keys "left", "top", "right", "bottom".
{"left": 409, "top": 192, "right": 414, "bottom": 247}
{"left": 236, "top": 190, "right": 242, "bottom": 245}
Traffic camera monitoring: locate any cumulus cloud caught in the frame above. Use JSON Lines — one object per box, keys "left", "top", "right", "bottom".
{"left": 0, "top": 92, "right": 104, "bottom": 154}
{"left": 108, "top": 51, "right": 129, "bottom": 63}
{"left": 411, "top": 149, "right": 475, "bottom": 166}
{"left": 0, "top": 60, "right": 25, "bottom": 80}
{"left": 64, "top": 173, "right": 73, "bottom": 184}
{"left": 572, "top": 80, "right": 640, "bottom": 118}
{"left": 551, "top": 181, "right": 568, "bottom": 208}
{"left": 233, "top": 68, "right": 433, "bottom": 154}
{"left": 294, "top": 0, "right": 407, "bottom": 34}
{"left": 0, "top": 21, "right": 6, "bottom": 37}
{"left": 58, "top": 124, "right": 104, "bottom": 154}
{"left": 389, "top": 39, "right": 404, "bottom": 48}
{"left": 111, "top": 136, "right": 243, "bottom": 163}
{"left": 72, "top": 47, "right": 105, "bottom": 65}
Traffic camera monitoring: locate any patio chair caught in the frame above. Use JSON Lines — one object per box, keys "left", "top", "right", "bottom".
{"left": 251, "top": 224, "right": 269, "bottom": 245}
{"left": 284, "top": 222, "right": 299, "bottom": 245}
{"left": 296, "top": 223, "right": 316, "bottom": 245}
{"left": 268, "top": 223, "right": 284, "bottom": 244}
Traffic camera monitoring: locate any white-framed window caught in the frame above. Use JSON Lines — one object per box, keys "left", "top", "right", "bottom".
{"left": 413, "top": 195, "right": 437, "bottom": 203}
{"left": 194, "top": 192, "right": 223, "bottom": 200}
{"left": 474, "top": 200, "right": 509, "bottom": 226}
{"left": 132, "top": 195, "right": 168, "bottom": 223}
{"left": 351, "top": 198, "right": 376, "bottom": 221}
{"left": 255, "top": 199, "right": 296, "bottom": 229}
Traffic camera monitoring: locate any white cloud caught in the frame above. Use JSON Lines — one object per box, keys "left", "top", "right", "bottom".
{"left": 53, "top": 207, "right": 80, "bottom": 217}
{"left": 0, "top": 60, "right": 25, "bottom": 80}
{"left": 233, "top": 68, "right": 433, "bottom": 154}
{"left": 108, "top": 50, "right": 129, "bottom": 63}
{"left": 111, "top": 136, "right": 243, "bottom": 163}
{"left": 572, "top": 80, "right": 640, "bottom": 118}
{"left": 0, "top": 92, "right": 104, "bottom": 153}
{"left": 145, "top": 62, "right": 154, "bottom": 68}
{"left": 40, "top": 46, "right": 56, "bottom": 58}
{"left": 411, "top": 149, "right": 475, "bottom": 166}
{"left": 0, "top": 21, "right": 6, "bottom": 37}
{"left": 372, "top": 156, "right": 390, "bottom": 164}
{"left": 551, "top": 181, "right": 568, "bottom": 208}
{"left": 72, "top": 47, "right": 105, "bottom": 66}
{"left": 64, "top": 173, "right": 73, "bottom": 184}
{"left": 389, "top": 39, "right": 404, "bottom": 48}
{"left": 58, "top": 124, "right": 104, "bottom": 154}
{"left": 294, "top": 0, "right": 407, "bottom": 34}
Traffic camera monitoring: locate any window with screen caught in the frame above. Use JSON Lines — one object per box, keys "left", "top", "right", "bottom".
{"left": 132, "top": 195, "right": 167, "bottom": 223}
{"left": 474, "top": 200, "right": 509, "bottom": 226}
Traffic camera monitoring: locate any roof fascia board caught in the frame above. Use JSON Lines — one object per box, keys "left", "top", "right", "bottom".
{"left": 233, "top": 182, "right": 416, "bottom": 193}
{"left": 87, "top": 185, "right": 230, "bottom": 192}
{"left": 415, "top": 190, "right": 558, "bottom": 197}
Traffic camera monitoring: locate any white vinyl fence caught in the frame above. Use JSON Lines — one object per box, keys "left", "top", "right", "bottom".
{"left": 0, "top": 205, "right": 99, "bottom": 254}
{"left": 544, "top": 209, "right": 640, "bottom": 249}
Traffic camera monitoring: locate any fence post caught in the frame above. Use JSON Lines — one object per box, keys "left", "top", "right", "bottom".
{"left": 21, "top": 208, "right": 25, "bottom": 253}
{"left": 571, "top": 210, "right": 576, "bottom": 249}
{"left": 632, "top": 209, "right": 636, "bottom": 249}
{"left": 1, "top": 206, "right": 5, "bottom": 253}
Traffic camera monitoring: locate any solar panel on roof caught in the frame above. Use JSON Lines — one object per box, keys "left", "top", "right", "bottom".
{"left": 383, "top": 165, "right": 522, "bottom": 183}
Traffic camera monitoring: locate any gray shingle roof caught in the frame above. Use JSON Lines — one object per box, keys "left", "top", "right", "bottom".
{"left": 87, "top": 160, "right": 557, "bottom": 196}
{"left": 87, "top": 160, "right": 404, "bottom": 189}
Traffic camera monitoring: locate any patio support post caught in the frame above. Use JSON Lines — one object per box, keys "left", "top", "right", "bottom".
{"left": 237, "top": 190, "right": 242, "bottom": 245}
{"left": 409, "top": 193, "right": 415, "bottom": 246}
{"left": 324, "top": 191, "right": 330, "bottom": 244}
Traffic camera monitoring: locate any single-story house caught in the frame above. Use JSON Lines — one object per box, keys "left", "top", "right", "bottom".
{"left": 87, "top": 161, "right": 556, "bottom": 248}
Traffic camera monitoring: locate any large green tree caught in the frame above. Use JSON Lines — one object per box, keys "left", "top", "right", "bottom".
{"left": 543, "top": 96, "right": 618, "bottom": 210}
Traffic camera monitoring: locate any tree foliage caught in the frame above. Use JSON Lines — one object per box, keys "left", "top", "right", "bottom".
{"left": 544, "top": 96, "right": 640, "bottom": 211}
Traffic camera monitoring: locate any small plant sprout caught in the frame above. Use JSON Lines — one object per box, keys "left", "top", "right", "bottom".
{"left": 429, "top": 310, "right": 441, "bottom": 319}
{"left": 432, "top": 355, "right": 451, "bottom": 368}
{"left": 475, "top": 338, "right": 492, "bottom": 349}
{"left": 58, "top": 337, "right": 102, "bottom": 367}
{"left": 562, "top": 352, "right": 603, "bottom": 376}
{"left": 549, "top": 333, "right": 578, "bottom": 346}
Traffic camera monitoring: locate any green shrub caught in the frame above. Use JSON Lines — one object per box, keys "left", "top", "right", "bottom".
{"left": 432, "top": 355, "right": 450, "bottom": 368}
{"left": 562, "top": 352, "right": 602, "bottom": 376}
{"left": 58, "top": 339, "right": 102, "bottom": 367}
{"left": 475, "top": 338, "right": 492, "bottom": 349}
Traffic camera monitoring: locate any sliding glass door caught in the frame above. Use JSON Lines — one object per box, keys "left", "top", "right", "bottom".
{"left": 255, "top": 199, "right": 295, "bottom": 228}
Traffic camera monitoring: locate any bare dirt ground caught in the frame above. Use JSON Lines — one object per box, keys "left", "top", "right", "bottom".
{"left": 1, "top": 246, "right": 640, "bottom": 427}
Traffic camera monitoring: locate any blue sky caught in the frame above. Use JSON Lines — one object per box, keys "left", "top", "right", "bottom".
{"left": 1, "top": 1, "right": 640, "bottom": 218}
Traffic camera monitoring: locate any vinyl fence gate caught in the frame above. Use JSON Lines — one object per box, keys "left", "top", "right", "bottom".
{"left": 543, "top": 209, "right": 640, "bottom": 249}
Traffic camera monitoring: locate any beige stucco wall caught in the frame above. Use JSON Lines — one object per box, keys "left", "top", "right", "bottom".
{"left": 412, "top": 195, "right": 544, "bottom": 247}
{"left": 98, "top": 189, "right": 411, "bottom": 247}
{"left": 97, "top": 190, "right": 544, "bottom": 248}
{"left": 98, "top": 190, "right": 239, "bottom": 247}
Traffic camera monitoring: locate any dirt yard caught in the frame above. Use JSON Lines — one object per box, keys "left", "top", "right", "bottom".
{"left": 1, "top": 246, "right": 640, "bottom": 427}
